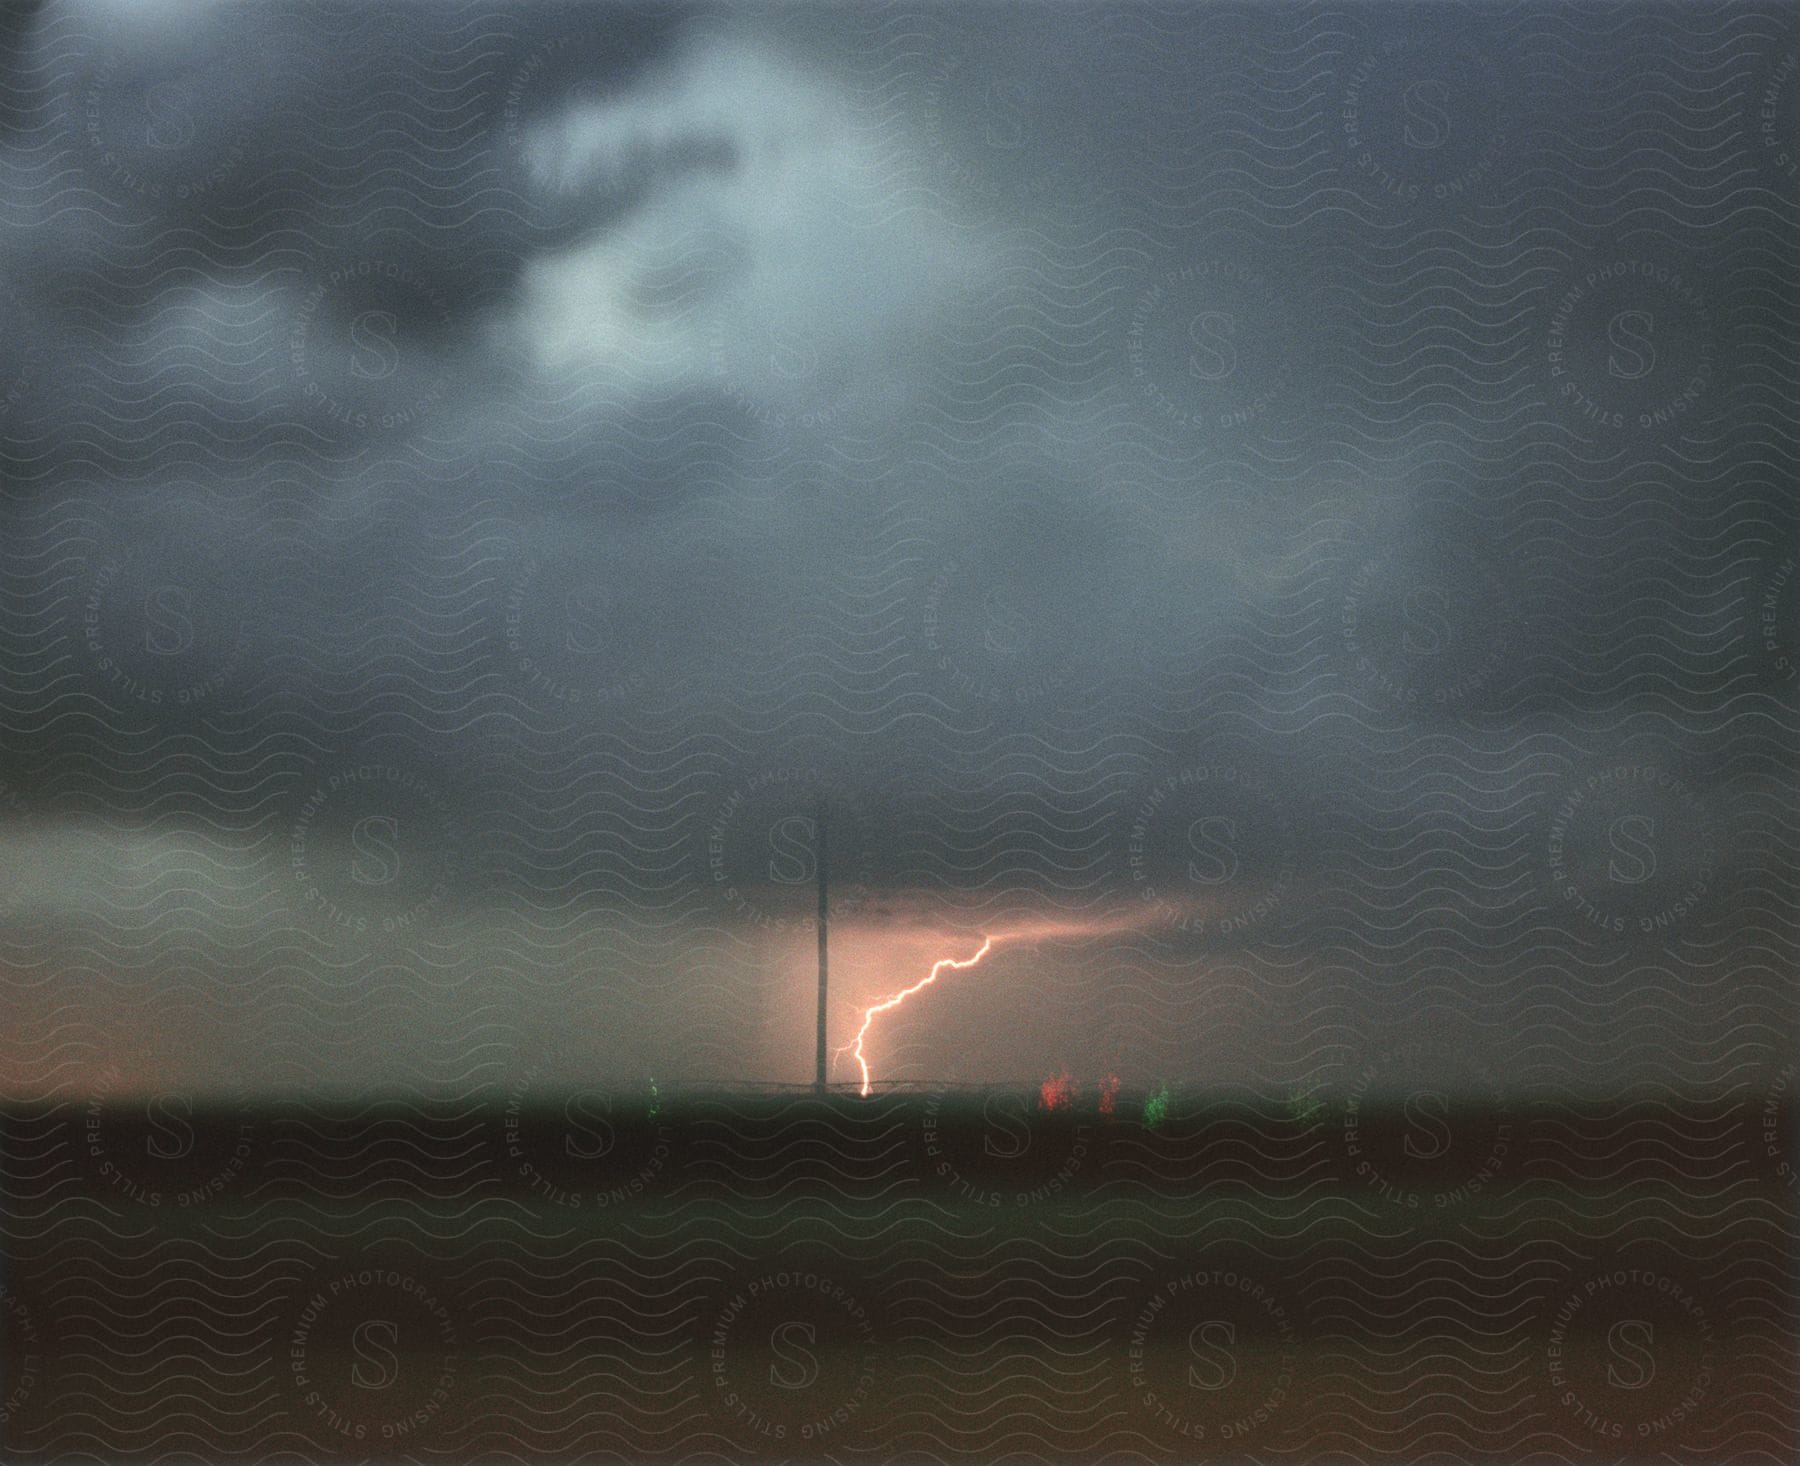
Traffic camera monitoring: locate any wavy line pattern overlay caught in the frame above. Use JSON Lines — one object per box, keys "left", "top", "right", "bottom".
{"left": 0, "top": 1, "right": 1794, "bottom": 1462}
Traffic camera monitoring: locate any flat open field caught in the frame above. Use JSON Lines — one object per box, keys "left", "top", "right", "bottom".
{"left": 3, "top": 1088, "right": 1794, "bottom": 1461}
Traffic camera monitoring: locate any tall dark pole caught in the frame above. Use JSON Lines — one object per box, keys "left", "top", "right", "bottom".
{"left": 815, "top": 798, "right": 828, "bottom": 1091}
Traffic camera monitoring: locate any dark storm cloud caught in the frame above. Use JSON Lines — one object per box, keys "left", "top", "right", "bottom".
{"left": 0, "top": 4, "right": 1728, "bottom": 733}
{"left": 1, "top": 3, "right": 1520, "bottom": 738}
{"left": 0, "top": 0, "right": 1789, "bottom": 1091}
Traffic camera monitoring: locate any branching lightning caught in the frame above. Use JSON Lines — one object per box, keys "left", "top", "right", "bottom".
{"left": 836, "top": 935, "right": 996, "bottom": 1096}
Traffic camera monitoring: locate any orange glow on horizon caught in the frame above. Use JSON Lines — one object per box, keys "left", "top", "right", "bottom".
{"left": 823, "top": 898, "right": 1224, "bottom": 1095}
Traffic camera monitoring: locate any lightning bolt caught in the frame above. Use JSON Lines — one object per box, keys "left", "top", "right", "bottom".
{"left": 837, "top": 935, "right": 996, "bottom": 1097}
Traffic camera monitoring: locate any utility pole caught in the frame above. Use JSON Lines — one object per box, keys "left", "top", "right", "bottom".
{"left": 814, "top": 797, "right": 828, "bottom": 1092}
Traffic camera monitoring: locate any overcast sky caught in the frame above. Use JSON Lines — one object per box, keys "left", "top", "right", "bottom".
{"left": 0, "top": 0, "right": 1794, "bottom": 1097}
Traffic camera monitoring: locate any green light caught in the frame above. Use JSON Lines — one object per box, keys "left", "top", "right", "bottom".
{"left": 1287, "top": 1085, "right": 1323, "bottom": 1127}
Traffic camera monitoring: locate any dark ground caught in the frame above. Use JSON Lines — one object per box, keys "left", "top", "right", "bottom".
{"left": 2, "top": 1087, "right": 1795, "bottom": 1461}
